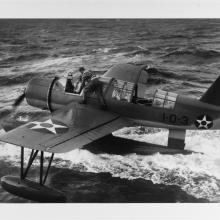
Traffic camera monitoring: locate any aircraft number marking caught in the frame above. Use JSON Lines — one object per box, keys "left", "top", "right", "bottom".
{"left": 162, "top": 113, "right": 189, "bottom": 125}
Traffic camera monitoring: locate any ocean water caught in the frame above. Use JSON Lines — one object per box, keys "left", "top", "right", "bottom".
{"left": 0, "top": 19, "right": 220, "bottom": 202}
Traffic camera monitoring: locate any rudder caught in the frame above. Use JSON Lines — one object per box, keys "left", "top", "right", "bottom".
{"left": 200, "top": 75, "right": 220, "bottom": 106}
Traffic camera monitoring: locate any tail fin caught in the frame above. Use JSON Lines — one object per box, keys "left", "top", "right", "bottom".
{"left": 200, "top": 76, "right": 220, "bottom": 106}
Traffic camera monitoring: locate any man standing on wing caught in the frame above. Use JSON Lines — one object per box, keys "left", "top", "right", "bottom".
{"left": 79, "top": 67, "right": 107, "bottom": 110}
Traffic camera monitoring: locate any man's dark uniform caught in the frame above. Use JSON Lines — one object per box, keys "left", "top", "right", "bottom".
{"left": 81, "top": 76, "right": 107, "bottom": 109}
{"left": 65, "top": 72, "right": 74, "bottom": 93}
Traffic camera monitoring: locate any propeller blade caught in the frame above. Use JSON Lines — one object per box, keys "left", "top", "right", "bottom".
{"left": 12, "top": 92, "right": 26, "bottom": 108}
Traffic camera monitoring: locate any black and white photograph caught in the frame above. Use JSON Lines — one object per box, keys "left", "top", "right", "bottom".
{"left": 0, "top": 0, "right": 220, "bottom": 219}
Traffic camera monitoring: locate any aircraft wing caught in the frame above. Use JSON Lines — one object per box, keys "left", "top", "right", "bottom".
{"left": 0, "top": 103, "right": 131, "bottom": 153}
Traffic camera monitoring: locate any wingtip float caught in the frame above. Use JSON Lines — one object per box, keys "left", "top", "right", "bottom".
{"left": 0, "top": 63, "right": 219, "bottom": 202}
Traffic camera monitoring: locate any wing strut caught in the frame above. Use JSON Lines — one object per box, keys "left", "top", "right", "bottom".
{"left": 1, "top": 147, "right": 66, "bottom": 202}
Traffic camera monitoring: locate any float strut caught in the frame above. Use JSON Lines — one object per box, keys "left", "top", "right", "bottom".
{"left": 40, "top": 151, "right": 44, "bottom": 185}
{"left": 43, "top": 153, "right": 54, "bottom": 185}
{"left": 20, "top": 147, "right": 24, "bottom": 180}
{"left": 20, "top": 148, "right": 54, "bottom": 186}
{"left": 23, "top": 150, "right": 39, "bottom": 179}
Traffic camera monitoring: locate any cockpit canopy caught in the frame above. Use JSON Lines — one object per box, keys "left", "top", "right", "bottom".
{"left": 103, "top": 63, "right": 150, "bottom": 84}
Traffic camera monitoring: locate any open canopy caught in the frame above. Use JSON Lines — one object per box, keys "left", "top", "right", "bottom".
{"left": 103, "top": 63, "right": 149, "bottom": 84}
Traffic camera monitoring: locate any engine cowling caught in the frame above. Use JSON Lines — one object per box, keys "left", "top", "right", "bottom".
{"left": 26, "top": 77, "right": 58, "bottom": 111}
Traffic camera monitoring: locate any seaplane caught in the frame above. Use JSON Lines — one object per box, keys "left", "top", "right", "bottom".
{"left": 0, "top": 63, "right": 220, "bottom": 202}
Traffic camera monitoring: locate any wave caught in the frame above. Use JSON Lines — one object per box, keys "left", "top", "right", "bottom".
{"left": 23, "top": 44, "right": 52, "bottom": 51}
{"left": 181, "top": 81, "right": 204, "bottom": 87}
{"left": 150, "top": 68, "right": 215, "bottom": 86}
{"left": 125, "top": 49, "right": 150, "bottom": 57}
{"left": 0, "top": 71, "right": 54, "bottom": 86}
{"left": 164, "top": 48, "right": 220, "bottom": 64}
{"left": 91, "top": 48, "right": 114, "bottom": 54}
{"left": 110, "top": 46, "right": 143, "bottom": 54}
{"left": 166, "top": 49, "right": 220, "bottom": 59}
{"left": 50, "top": 169, "right": 206, "bottom": 202}
{"left": 0, "top": 53, "right": 49, "bottom": 67}
{"left": 160, "top": 34, "right": 189, "bottom": 40}
{"left": 198, "top": 79, "right": 215, "bottom": 84}
{"left": 148, "top": 78, "right": 168, "bottom": 85}
{"left": 148, "top": 68, "right": 181, "bottom": 80}
{"left": 0, "top": 158, "right": 206, "bottom": 202}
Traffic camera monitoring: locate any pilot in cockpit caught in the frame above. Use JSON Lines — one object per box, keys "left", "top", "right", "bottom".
{"left": 65, "top": 67, "right": 95, "bottom": 94}
{"left": 74, "top": 67, "right": 95, "bottom": 94}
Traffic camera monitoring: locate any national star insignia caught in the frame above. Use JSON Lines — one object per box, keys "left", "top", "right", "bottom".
{"left": 30, "top": 119, "right": 67, "bottom": 134}
{"left": 195, "top": 115, "right": 213, "bottom": 129}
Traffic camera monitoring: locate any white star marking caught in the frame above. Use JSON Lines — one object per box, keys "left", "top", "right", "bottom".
{"left": 30, "top": 119, "right": 67, "bottom": 134}
{"left": 196, "top": 115, "right": 212, "bottom": 129}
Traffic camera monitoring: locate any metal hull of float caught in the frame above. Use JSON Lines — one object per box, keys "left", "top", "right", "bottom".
{"left": 1, "top": 176, "right": 66, "bottom": 203}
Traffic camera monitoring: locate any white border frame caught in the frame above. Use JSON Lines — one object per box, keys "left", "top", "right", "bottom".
{"left": 0, "top": 1, "right": 220, "bottom": 220}
{"left": 0, "top": 0, "right": 219, "bottom": 18}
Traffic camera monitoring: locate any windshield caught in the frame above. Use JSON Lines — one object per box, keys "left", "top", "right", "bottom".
{"left": 138, "top": 69, "right": 149, "bottom": 84}
{"left": 53, "top": 77, "right": 66, "bottom": 91}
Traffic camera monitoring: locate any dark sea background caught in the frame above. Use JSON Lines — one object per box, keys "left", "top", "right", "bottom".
{"left": 0, "top": 19, "right": 220, "bottom": 202}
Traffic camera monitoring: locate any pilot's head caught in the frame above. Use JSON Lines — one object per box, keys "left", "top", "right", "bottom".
{"left": 146, "top": 67, "right": 158, "bottom": 75}
{"left": 145, "top": 66, "right": 158, "bottom": 84}
{"left": 67, "top": 72, "right": 73, "bottom": 79}
{"left": 79, "top": 67, "right": 85, "bottom": 73}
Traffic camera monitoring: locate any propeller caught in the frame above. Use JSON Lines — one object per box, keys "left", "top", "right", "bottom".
{"left": 12, "top": 89, "right": 26, "bottom": 110}
{"left": 0, "top": 89, "right": 27, "bottom": 131}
